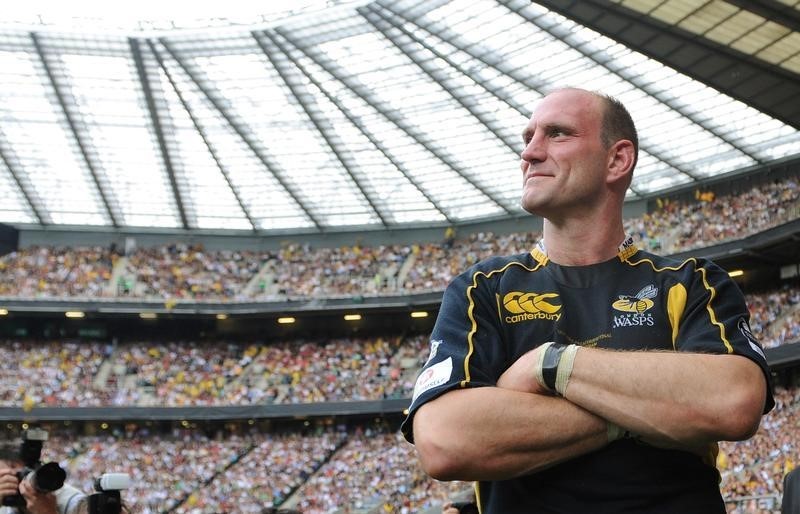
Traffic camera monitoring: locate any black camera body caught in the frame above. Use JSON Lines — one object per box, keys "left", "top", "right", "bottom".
{"left": 1, "top": 429, "right": 66, "bottom": 507}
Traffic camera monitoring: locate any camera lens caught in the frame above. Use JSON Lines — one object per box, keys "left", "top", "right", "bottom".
{"left": 31, "top": 462, "right": 66, "bottom": 492}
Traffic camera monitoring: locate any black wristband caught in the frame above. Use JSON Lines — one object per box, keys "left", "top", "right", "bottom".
{"left": 541, "top": 343, "right": 567, "bottom": 392}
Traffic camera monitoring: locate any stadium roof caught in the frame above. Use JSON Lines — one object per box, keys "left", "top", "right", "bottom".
{"left": 0, "top": 0, "right": 798, "bottom": 234}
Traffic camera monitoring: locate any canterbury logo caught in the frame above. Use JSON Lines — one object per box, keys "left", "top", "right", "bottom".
{"left": 612, "top": 285, "right": 658, "bottom": 314}
{"left": 503, "top": 292, "right": 562, "bottom": 314}
{"left": 502, "top": 292, "right": 562, "bottom": 323}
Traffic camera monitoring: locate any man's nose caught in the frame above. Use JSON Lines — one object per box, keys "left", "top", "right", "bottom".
{"left": 521, "top": 135, "right": 546, "bottom": 163}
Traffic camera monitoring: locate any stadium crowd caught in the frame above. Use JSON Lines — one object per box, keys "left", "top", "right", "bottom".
{"left": 20, "top": 387, "right": 797, "bottom": 514}
{"left": 0, "top": 286, "right": 797, "bottom": 409}
{"left": 0, "top": 175, "right": 796, "bottom": 513}
{"left": 0, "top": 288, "right": 797, "bottom": 409}
{"left": 719, "top": 386, "right": 800, "bottom": 513}
{"left": 0, "top": 176, "right": 796, "bottom": 301}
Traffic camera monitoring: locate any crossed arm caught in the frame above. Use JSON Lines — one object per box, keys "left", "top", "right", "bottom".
{"left": 413, "top": 346, "right": 767, "bottom": 481}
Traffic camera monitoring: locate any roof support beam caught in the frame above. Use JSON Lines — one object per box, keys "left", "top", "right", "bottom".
{"left": 0, "top": 137, "right": 45, "bottom": 224}
{"left": 531, "top": 0, "right": 800, "bottom": 130}
{"left": 130, "top": 38, "right": 189, "bottom": 230}
{"left": 275, "top": 28, "right": 515, "bottom": 216}
{"left": 146, "top": 40, "right": 258, "bottom": 232}
{"left": 264, "top": 30, "right": 455, "bottom": 224}
{"left": 725, "top": 0, "right": 800, "bottom": 34}
{"left": 363, "top": 5, "right": 521, "bottom": 155}
{"left": 30, "top": 32, "right": 119, "bottom": 227}
{"left": 158, "top": 39, "right": 323, "bottom": 230}
{"left": 255, "top": 31, "right": 388, "bottom": 228}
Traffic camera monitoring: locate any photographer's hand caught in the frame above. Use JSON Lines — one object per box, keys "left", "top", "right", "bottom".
{"left": 442, "top": 502, "right": 460, "bottom": 514}
{"left": 19, "top": 478, "right": 57, "bottom": 514}
{"left": 0, "top": 465, "right": 21, "bottom": 499}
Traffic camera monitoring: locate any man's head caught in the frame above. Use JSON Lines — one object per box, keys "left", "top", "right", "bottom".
{"left": 519, "top": 88, "right": 637, "bottom": 219}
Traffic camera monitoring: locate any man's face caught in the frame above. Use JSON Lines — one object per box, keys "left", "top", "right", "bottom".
{"left": 0, "top": 459, "right": 22, "bottom": 505}
{"left": 519, "top": 89, "right": 611, "bottom": 218}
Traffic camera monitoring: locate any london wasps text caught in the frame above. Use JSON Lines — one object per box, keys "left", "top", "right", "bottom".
{"left": 612, "top": 313, "right": 655, "bottom": 328}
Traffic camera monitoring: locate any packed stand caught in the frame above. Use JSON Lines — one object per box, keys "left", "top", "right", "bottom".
{"left": 264, "top": 242, "right": 411, "bottom": 299}
{"left": 0, "top": 176, "right": 796, "bottom": 301}
{"left": 34, "top": 424, "right": 471, "bottom": 514}
{"left": 0, "top": 245, "right": 115, "bottom": 298}
{"left": 748, "top": 286, "right": 800, "bottom": 348}
{"left": 291, "top": 427, "right": 470, "bottom": 514}
{"left": 46, "top": 427, "right": 252, "bottom": 514}
{"left": 627, "top": 176, "right": 800, "bottom": 254}
{"left": 123, "top": 244, "right": 266, "bottom": 300}
{"left": 0, "top": 335, "right": 418, "bottom": 408}
{"left": 382, "top": 334, "right": 429, "bottom": 400}
{"left": 174, "top": 429, "right": 346, "bottom": 513}
{"left": 720, "top": 386, "right": 800, "bottom": 512}
{"left": 402, "top": 230, "right": 542, "bottom": 293}
{"left": 2, "top": 292, "right": 799, "bottom": 409}
{"left": 109, "top": 340, "right": 252, "bottom": 406}
{"left": 0, "top": 340, "right": 111, "bottom": 406}
{"left": 220, "top": 335, "right": 407, "bottom": 405}
{"left": 14, "top": 384, "right": 800, "bottom": 513}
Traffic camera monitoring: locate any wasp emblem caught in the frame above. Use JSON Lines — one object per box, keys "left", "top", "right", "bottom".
{"left": 612, "top": 285, "right": 658, "bottom": 314}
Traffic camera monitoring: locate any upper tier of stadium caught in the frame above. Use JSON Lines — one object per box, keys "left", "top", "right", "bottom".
{"left": 1, "top": 175, "right": 797, "bottom": 301}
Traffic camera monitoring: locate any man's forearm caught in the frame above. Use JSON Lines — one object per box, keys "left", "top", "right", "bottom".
{"left": 413, "top": 386, "right": 609, "bottom": 481}
{"left": 563, "top": 349, "right": 766, "bottom": 445}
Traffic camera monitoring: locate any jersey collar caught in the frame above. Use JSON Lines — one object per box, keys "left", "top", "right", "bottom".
{"left": 531, "top": 234, "right": 638, "bottom": 266}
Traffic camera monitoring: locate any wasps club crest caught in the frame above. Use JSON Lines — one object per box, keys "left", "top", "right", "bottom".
{"left": 612, "top": 285, "right": 658, "bottom": 314}
{"left": 612, "top": 285, "right": 658, "bottom": 328}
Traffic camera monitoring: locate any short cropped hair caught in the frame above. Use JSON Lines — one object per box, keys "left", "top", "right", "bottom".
{"left": 598, "top": 93, "right": 639, "bottom": 175}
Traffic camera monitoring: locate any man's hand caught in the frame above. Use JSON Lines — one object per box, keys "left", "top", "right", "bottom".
{"left": 496, "top": 346, "right": 550, "bottom": 395}
{"left": 0, "top": 465, "right": 21, "bottom": 500}
{"left": 19, "top": 478, "right": 57, "bottom": 514}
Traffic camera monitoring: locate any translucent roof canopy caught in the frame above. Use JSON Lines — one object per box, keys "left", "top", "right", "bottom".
{"left": 0, "top": 0, "right": 798, "bottom": 233}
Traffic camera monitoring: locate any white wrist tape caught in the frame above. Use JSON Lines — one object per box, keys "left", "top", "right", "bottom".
{"left": 554, "top": 344, "right": 578, "bottom": 396}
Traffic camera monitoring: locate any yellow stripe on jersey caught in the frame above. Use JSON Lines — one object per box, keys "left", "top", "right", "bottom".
{"left": 621, "top": 255, "right": 733, "bottom": 353}
{"left": 666, "top": 283, "right": 687, "bottom": 350}
{"left": 463, "top": 259, "right": 545, "bottom": 387}
{"left": 696, "top": 265, "right": 733, "bottom": 353}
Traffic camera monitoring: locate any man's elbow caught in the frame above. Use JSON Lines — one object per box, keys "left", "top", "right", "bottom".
{"left": 415, "top": 434, "right": 463, "bottom": 481}
{"left": 412, "top": 405, "right": 470, "bottom": 480}
{"left": 719, "top": 390, "right": 764, "bottom": 441}
{"left": 715, "top": 364, "right": 767, "bottom": 441}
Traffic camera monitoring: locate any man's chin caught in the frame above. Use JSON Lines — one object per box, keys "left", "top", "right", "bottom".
{"left": 520, "top": 199, "right": 547, "bottom": 217}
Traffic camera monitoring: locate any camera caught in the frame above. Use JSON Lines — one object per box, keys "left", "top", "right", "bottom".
{"left": 86, "top": 473, "right": 130, "bottom": 514}
{"left": 2, "top": 428, "right": 66, "bottom": 508}
{"left": 54, "top": 473, "right": 130, "bottom": 514}
{"left": 450, "top": 501, "right": 479, "bottom": 514}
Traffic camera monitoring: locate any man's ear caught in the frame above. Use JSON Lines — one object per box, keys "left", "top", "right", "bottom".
{"left": 606, "top": 140, "right": 635, "bottom": 186}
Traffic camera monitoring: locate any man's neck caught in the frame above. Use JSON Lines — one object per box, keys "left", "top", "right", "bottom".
{"left": 541, "top": 218, "right": 626, "bottom": 266}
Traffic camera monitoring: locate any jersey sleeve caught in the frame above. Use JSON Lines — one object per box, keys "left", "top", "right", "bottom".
{"left": 400, "top": 265, "right": 508, "bottom": 443}
{"left": 674, "top": 259, "right": 774, "bottom": 413}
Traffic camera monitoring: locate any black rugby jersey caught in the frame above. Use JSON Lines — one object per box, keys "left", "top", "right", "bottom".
{"left": 401, "top": 242, "right": 774, "bottom": 514}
